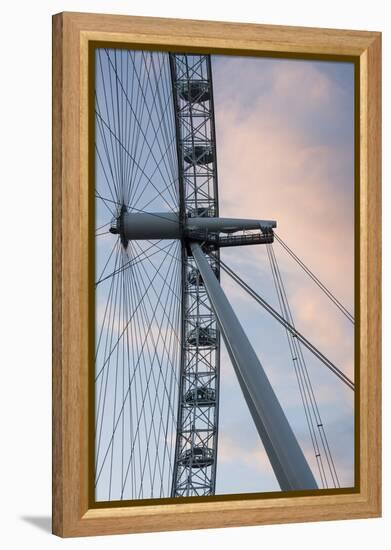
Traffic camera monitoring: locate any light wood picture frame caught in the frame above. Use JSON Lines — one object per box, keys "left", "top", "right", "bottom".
{"left": 52, "top": 11, "right": 381, "bottom": 538}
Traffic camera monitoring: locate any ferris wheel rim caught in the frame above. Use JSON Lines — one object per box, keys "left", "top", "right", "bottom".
{"left": 93, "top": 47, "right": 221, "bottom": 502}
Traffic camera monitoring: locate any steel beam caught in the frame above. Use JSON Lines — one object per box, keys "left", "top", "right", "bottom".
{"left": 190, "top": 242, "right": 318, "bottom": 491}
{"left": 122, "top": 211, "right": 276, "bottom": 241}
{"left": 170, "top": 53, "right": 220, "bottom": 498}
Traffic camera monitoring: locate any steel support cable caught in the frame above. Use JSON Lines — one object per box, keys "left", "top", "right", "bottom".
{"left": 128, "top": 248, "right": 180, "bottom": 497}
{"left": 95, "top": 241, "right": 178, "bottom": 488}
{"left": 209, "top": 252, "right": 355, "bottom": 391}
{"left": 95, "top": 241, "right": 177, "bottom": 382}
{"left": 117, "top": 242, "right": 181, "bottom": 496}
{"left": 95, "top": 238, "right": 120, "bottom": 285}
{"left": 104, "top": 50, "right": 128, "bottom": 203}
{"left": 125, "top": 50, "right": 147, "bottom": 205}
{"left": 95, "top": 130, "right": 121, "bottom": 210}
{"left": 95, "top": 242, "right": 122, "bottom": 362}
{"left": 125, "top": 51, "right": 157, "bottom": 206}
{"left": 125, "top": 255, "right": 178, "bottom": 498}
{"left": 95, "top": 242, "right": 124, "bottom": 468}
{"left": 95, "top": 110, "right": 176, "bottom": 213}
{"left": 131, "top": 242, "right": 181, "bottom": 390}
{"left": 113, "top": 51, "right": 125, "bottom": 203}
{"left": 270, "top": 244, "right": 340, "bottom": 488}
{"left": 95, "top": 238, "right": 174, "bottom": 287}
{"left": 131, "top": 50, "right": 177, "bottom": 191}
{"left": 119, "top": 258, "right": 134, "bottom": 496}
{"left": 121, "top": 263, "right": 136, "bottom": 497}
{"left": 106, "top": 50, "right": 174, "bottom": 191}
{"left": 105, "top": 50, "right": 178, "bottom": 209}
{"left": 120, "top": 49, "right": 131, "bottom": 205}
{"left": 266, "top": 244, "right": 340, "bottom": 488}
{"left": 95, "top": 51, "right": 181, "bottom": 500}
{"left": 106, "top": 50, "right": 123, "bottom": 203}
{"left": 126, "top": 264, "right": 157, "bottom": 498}
{"left": 124, "top": 261, "right": 142, "bottom": 498}
{"left": 128, "top": 96, "right": 178, "bottom": 211}
{"left": 157, "top": 266, "right": 181, "bottom": 497}
{"left": 265, "top": 244, "right": 328, "bottom": 488}
{"left": 150, "top": 52, "right": 179, "bottom": 185}
{"left": 95, "top": 246, "right": 122, "bottom": 434}
{"left": 266, "top": 245, "right": 334, "bottom": 486}
{"left": 274, "top": 233, "right": 354, "bottom": 324}
{"left": 97, "top": 51, "right": 122, "bottom": 199}
{"left": 101, "top": 49, "right": 176, "bottom": 500}
{"left": 95, "top": 192, "right": 181, "bottom": 225}
{"left": 108, "top": 247, "right": 126, "bottom": 498}
{"left": 124, "top": 51, "right": 171, "bottom": 203}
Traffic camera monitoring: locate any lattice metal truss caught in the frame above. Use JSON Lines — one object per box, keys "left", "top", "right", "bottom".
{"left": 170, "top": 54, "right": 221, "bottom": 497}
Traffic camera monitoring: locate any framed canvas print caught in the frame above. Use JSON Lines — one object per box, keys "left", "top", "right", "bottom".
{"left": 52, "top": 12, "right": 381, "bottom": 537}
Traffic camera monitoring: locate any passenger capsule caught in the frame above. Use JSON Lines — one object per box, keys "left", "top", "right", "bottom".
{"left": 184, "top": 386, "right": 216, "bottom": 406}
{"left": 187, "top": 206, "right": 215, "bottom": 218}
{"left": 184, "top": 145, "right": 214, "bottom": 165}
{"left": 187, "top": 266, "right": 218, "bottom": 286}
{"left": 178, "top": 447, "right": 214, "bottom": 468}
{"left": 178, "top": 80, "right": 210, "bottom": 103}
{"left": 187, "top": 326, "right": 217, "bottom": 347}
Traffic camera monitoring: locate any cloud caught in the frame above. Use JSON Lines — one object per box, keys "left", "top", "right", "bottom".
{"left": 218, "top": 434, "right": 274, "bottom": 475}
{"left": 272, "top": 61, "right": 333, "bottom": 104}
{"left": 210, "top": 55, "right": 355, "bottom": 492}
{"left": 214, "top": 54, "right": 354, "bottom": 374}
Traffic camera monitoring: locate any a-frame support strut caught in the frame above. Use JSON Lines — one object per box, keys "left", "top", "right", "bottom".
{"left": 191, "top": 242, "right": 318, "bottom": 491}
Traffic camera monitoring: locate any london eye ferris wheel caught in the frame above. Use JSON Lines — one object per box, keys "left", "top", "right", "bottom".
{"left": 93, "top": 48, "right": 355, "bottom": 503}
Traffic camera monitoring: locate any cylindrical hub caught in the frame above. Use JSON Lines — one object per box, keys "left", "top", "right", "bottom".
{"left": 121, "top": 211, "right": 277, "bottom": 241}
{"left": 122, "top": 212, "right": 181, "bottom": 240}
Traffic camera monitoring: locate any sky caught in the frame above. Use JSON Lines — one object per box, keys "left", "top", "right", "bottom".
{"left": 94, "top": 49, "right": 355, "bottom": 501}
{"left": 211, "top": 54, "right": 355, "bottom": 493}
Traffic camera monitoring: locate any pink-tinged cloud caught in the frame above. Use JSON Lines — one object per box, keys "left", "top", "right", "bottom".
{"left": 218, "top": 434, "right": 276, "bottom": 475}
{"left": 214, "top": 55, "right": 354, "bottom": 369}
{"left": 211, "top": 55, "right": 355, "bottom": 491}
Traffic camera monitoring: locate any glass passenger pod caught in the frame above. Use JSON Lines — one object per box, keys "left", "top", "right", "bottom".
{"left": 178, "top": 80, "right": 210, "bottom": 103}
{"left": 187, "top": 206, "right": 215, "bottom": 218}
{"left": 184, "top": 386, "right": 216, "bottom": 406}
{"left": 184, "top": 145, "right": 214, "bottom": 165}
{"left": 187, "top": 326, "right": 217, "bottom": 347}
{"left": 187, "top": 266, "right": 218, "bottom": 286}
{"left": 178, "top": 447, "right": 214, "bottom": 468}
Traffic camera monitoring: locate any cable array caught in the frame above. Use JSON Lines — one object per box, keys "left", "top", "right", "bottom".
{"left": 266, "top": 244, "right": 340, "bottom": 488}
{"left": 274, "top": 233, "right": 354, "bottom": 324}
{"left": 209, "top": 252, "right": 354, "bottom": 392}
